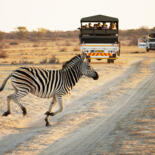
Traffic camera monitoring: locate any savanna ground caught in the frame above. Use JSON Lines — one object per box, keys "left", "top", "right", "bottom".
{"left": 0, "top": 39, "right": 155, "bottom": 155}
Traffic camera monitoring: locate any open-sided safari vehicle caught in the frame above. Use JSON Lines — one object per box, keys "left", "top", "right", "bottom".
{"left": 79, "top": 15, "right": 120, "bottom": 63}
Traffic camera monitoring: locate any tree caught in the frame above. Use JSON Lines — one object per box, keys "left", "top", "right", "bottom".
{"left": 37, "top": 28, "right": 48, "bottom": 39}
{"left": 0, "top": 31, "right": 6, "bottom": 49}
{"left": 0, "top": 31, "right": 5, "bottom": 41}
{"left": 15, "top": 26, "right": 28, "bottom": 39}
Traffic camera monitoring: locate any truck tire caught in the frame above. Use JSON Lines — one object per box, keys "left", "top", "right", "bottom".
{"left": 107, "top": 59, "right": 111, "bottom": 63}
{"left": 146, "top": 48, "right": 149, "bottom": 52}
{"left": 107, "top": 59, "right": 114, "bottom": 63}
{"left": 111, "top": 59, "right": 114, "bottom": 63}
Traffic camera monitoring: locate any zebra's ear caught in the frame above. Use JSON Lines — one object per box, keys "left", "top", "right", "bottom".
{"left": 82, "top": 52, "right": 87, "bottom": 60}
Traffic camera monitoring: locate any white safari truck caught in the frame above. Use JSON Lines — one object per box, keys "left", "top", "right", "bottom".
{"left": 79, "top": 15, "right": 120, "bottom": 63}
{"left": 138, "top": 32, "right": 155, "bottom": 52}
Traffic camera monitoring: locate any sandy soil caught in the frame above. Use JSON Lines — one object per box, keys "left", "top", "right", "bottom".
{"left": 0, "top": 53, "right": 155, "bottom": 155}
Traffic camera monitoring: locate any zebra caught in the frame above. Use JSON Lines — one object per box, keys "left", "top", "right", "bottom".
{"left": 0, "top": 53, "right": 99, "bottom": 126}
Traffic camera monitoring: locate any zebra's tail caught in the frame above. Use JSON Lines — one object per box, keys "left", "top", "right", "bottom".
{"left": 0, "top": 74, "right": 12, "bottom": 92}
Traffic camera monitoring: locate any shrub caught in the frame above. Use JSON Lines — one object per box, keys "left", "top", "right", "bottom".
{"left": 40, "top": 59, "right": 48, "bottom": 64}
{"left": 0, "top": 42, "right": 5, "bottom": 49}
{"left": 73, "top": 46, "right": 79, "bottom": 51}
{"left": 129, "top": 37, "right": 138, "bottom": 46}
{"left": 19, "top": 60, "right": 33, "bottom": 64}
{"left": 0, "top": 50, "right": 7, "bottom": 58}
{"left": 60, "top": 47, "right": 67, "bottom": 52}
{"left": 48, "top": 55, "right": 59, "bottom": 64}
{"left": 40, "top": 56, "right": 60, "bottom": 64}
{"left": 64, "top": 41, "right": 72, "bottom": 46}
{"left": 0, "top": 31, "right": 5, "bottom": 41}
{"left": 9, "top": 42, "right": 18, "bottom": 45}
{"left": 11, "top": 60, "right": 33, "bottom": 65}
{"left": 33, "top": 43, "right": 39, "bottom": 47}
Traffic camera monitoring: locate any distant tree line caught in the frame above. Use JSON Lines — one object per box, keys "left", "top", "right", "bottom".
{"left": 0, "top": 26, "right": 155, "bottom": 45}
{"left": 0, "top": 26, "right": 79, "bottom": 41}
{"left": 119, "top": 26, "right": 155, "bottom": 45}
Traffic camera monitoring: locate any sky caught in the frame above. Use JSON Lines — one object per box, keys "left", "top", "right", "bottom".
{"left": 0, "top": 0, "right": 155, "bottom": 32}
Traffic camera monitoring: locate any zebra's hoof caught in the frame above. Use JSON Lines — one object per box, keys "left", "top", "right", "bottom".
{"left": 2, "top": 111, "right": 11, "bottom": 116}
{"left": 49, "top": 112, "right": 55, "bottom": 116}
{"left": 45, "top": 111, "right": 50, "bottom": 115}
{"left": 46, "top": 122, "right": 51, "bottom": 127}
{"left": 45, "top": 111, "right": 55, "bottom": 116}
{"left": 22, "top": 107, "right": 27, "bottom": 116}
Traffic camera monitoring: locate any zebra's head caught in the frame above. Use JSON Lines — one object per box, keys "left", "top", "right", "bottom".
{"left": 80, "top": 53, "right": 99, "bottom": 80}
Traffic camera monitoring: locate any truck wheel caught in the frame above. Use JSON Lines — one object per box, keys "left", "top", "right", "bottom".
{"left": 107, "top": 59, "right": 111, "bottom": 63}
{"left": 146, "top": 48, "right": 149, "bottom": 52}
{"left": 111, "top": 59, "right": 114, "bottom": 63}
{"left": 88, "top": 59, "right": 91, "bottom": 63}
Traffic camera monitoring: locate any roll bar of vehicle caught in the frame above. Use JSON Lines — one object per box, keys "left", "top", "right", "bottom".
{"left": 80, "top": 14, "right": 119, "bottom": 31}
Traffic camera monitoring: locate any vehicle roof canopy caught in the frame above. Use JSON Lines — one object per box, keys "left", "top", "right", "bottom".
{"left": 81, "top": 15, "right": 118, "bottom": 22}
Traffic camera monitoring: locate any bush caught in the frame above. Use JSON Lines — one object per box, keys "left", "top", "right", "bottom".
{"left": 129, "top": 37, "right": 138, "bottom": 46}
{"left": 48, "top": 55, "right": 59, "bottom": 64}
{"left": 0, "top": 50, "right": 7, "bottom": 58}
{"left": 19, "top": 60, "right": 33, "bottom": 64}
{"left": 0, "top": 31, "right": 5, "bottom": 41}
{"left": 0, "top": 42, "right": 5, "bottom": 49}
{"left": 11, "top": 60, "right": 33, "bottom": 65}
{"left": 40, "top": 59, "right": 48, "bottom": 64}
{"left": 60, "top": 47, "right": 67, "bottom": 52}
{"left": 64, "top": 41, "right": 72, "bottom": 46}
{"left": 9, "top": 42, "right": 18, "bottom": 45}
{"left": 33, "top": 43, "right": 39, "bottom": 47}
{"left": 73, "top": 46, "right": 79, "bottom": 51}
{"left": 40, "top": 55, "right": 59, "bottom": 64}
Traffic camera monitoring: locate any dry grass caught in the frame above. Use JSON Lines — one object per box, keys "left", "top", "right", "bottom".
{"left": 0, "top": 38, "right": 81, "bottom": 64}
{"left": 0, "top": 38, "right": 149, "bottom": 65}
{"left": 121, "top": 46, "right": 146, "bottom": 54}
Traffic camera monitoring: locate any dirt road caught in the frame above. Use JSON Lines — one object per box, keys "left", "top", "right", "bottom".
{"left": 0, "top": 54, "right": 155, "bottom": 155}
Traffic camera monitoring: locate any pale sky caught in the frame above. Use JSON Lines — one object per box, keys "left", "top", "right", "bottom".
{"left": 0, "top": 0, "right": 155, "bottom": 32}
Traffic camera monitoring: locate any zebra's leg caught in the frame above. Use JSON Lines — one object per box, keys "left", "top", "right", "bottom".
{"left": 12, "top": 91, "right": 28, "bottom": 116}
{"left": 13, "top": 97, "right": 27, "bottom": 116}
{"left": 2, "top": 93, "right": 14, "bottom": 116}
{"left": 52, "top": 95, "right": 63, "bottom": 115}
{"left": 3, "top": 90, "right": 28, "bottom": 116}
{"left": 45, "top": 96, "right": 56, "bottom": 127}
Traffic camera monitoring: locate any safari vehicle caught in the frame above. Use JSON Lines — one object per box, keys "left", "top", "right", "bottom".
{"left": 138, "top": 32, "right": 155, "bottom": 52}
{"left": 79, "top": 15, "right": 120, "bottom": 63}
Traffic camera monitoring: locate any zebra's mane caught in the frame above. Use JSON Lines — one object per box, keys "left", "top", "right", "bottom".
{"left": 62, "top": 54, "right": 82, "bottom": 69}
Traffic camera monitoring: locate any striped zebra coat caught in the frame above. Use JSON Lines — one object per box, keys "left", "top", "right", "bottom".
{"left": 0, "top": 54, "right": 99, "bottom": 126}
